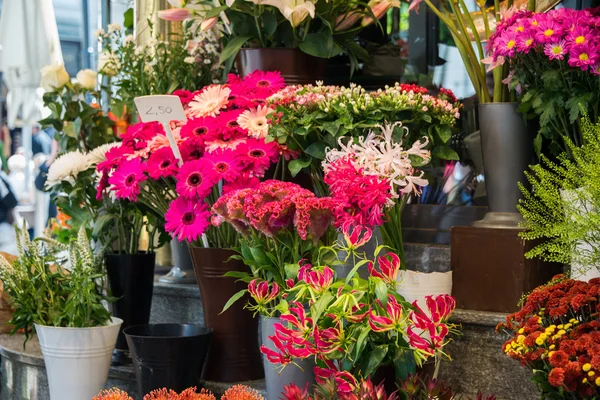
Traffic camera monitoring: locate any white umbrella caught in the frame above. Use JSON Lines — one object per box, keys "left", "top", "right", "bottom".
{"left": 0, "top": 0, "right": 62, "bottom": 234}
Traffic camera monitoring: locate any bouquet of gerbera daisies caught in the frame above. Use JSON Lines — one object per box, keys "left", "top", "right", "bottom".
{"left": 498, "top": 275, "right": 600, "bottom": 399}
{"left": 213, "top": 180, "right": 337, "bottom": 316}
{"left": 268, "top": 83, "right": 460, "bottom": 195}
{"left": 322, "top": 122, "right": 431, "bottom": 264}
{"left": 486, "top": 7, "right": 600, "bottom": 158}
{"left": 97, "top": 71, "right": 290, "bottom": 249}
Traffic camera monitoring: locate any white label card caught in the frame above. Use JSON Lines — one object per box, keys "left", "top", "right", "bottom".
{"left": 134, "top": 95, "right": 187, "bottom": 124}
{"left": 134, "top": 95, "right": 187, "bottom": 166}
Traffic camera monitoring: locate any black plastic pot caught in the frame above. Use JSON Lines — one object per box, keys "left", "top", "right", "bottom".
{"left": 124, "top": 324, "right": 212, "bottom": 397}
{"left": 105, "top": 252, "right": 156, "bottom": 364}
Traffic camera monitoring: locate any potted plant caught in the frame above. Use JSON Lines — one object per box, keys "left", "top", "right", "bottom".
{"left": 518, "top": 115, "right": 600, "bottom": 281}
{"left": 499, "top": 274, "right": 600, "bottom": 398}
{"left": 0, "top": 224, "right": 121, "bottom": 400}
{"left": 159, "top": 0, "right": 403, "bottom": 81}
{"left": 213, "top": 179, "right": 337, "bottom": 400}
{"left": 405, "top": 0, "right": 536, "bottom": 227}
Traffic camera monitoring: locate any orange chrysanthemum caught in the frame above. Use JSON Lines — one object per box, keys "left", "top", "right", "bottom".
{"left": 93, "top": 388, "right": 133, "bottom": 400}
{"left": 221, "top": 385, "right": 264, "bottom": 400}
{"left": 179, "top": 387, "right": 216, "bottom": 400}
{"left": 143, "top": 388, "right": 179, "bottom": 400}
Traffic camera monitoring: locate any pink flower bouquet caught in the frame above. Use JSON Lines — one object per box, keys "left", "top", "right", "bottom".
{"left": 486, "top": 7, "right": 600, "bottom": 157}
{"left": 96, "top": 71, "right": 289, "bottom": 248}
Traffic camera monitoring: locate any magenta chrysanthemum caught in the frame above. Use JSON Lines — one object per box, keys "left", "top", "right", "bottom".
{"left": 108, "top": 158, "right": 147, "bottom": 201}
{"left": 147, "top": 147, "right": 179, "bottom": 180}
{"left": 175, "top": 159, "right": 216, "bottom": 199}
{"left": 165, "top": 197, "right": 211, "bottom": 242}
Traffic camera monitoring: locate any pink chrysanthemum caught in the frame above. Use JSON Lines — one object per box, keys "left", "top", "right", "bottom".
{"left": 203, "top": 150, "right": 243, "bottom": 182}
{"left": 236, "top": 138, "right": 280, "bottom": 177}
{"left": 495, "top": 32, "right": 519, "bottom": 57}
{"left": 165, "top": 197, "right": 211, "bottom": 242}
{"left": 108, "top": 158, "right": 147, "bottom": 201}
{"left": 568, "top": 44, "right": 599, "bottom": 70}
{"left": 243, "top": 71, "right": 285, "bottom": 95}
{"left": 544, "top": 41, "right": 568, "bottom": 60}
{"left": 534, "top": 19, "right": 564, "bottom": 44}
{"left": 516, "top": 34, "right": 536, "bottom": 53}
{"left": 180, "top": 137, "right": 206, "bottom": 161}
{"left": 147, "top": 147, "right": 179, "bottom": 180}
{"left": 567, "top": 26, "right": 595, "bottom": 47}
{"left": 175, "top": 159, "right": 216, "bottom": 199}
{"left": 180, "top": 117, "right": 218, "bottom": 140}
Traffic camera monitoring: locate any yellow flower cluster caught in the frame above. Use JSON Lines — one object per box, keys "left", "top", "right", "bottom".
{"left": 505, "top": 318, "right": 581, "bottom": 357}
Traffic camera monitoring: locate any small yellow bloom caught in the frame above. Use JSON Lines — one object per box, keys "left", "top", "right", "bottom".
{"left": 565, "top": 323, "right": 572, "bottom": 329}
{"left": 549, "top": 345, "right": 556, "bottom": 350}
{"left": 589, "top": 371, "right": 596, "bottom": 377}
{"left": 518, "top": 328, "right": 525, "bottom": 334}
{"left": 584, "top": 363, "right": 592, "bottom": 372}
{"left": 595, "top": 377, "right": 600, "bottom": 386}
{"left": 558, "top": 324, "right": 564, "bottom": 329}
{"left": 583, "top": 378, "right": 588, "bottom": 384}
{"left": 558, "top": 330, "right": 566, "bottom": 335}
{"left": 548, "top": 351, "right": 555, "bottom": 358}
{"left": 535, "top": 337, "right": 545, "bottom": 346}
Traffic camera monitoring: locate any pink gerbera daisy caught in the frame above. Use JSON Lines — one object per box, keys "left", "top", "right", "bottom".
{"left": 175, "top": 159, "right": 216, "bottom": 199}
{"left": 222, "top": 173, "right": 260, "bottom": 194}
{"left": 165, "top": 197, "right": 211, "bottom": 242}
{"left": 187, "top": 85, "right": 231, "bottom": 118}
{"left": 122, "top": 122, "right": 164, "bottom": 151}
{"left": 180, "top": 117, "right": 218, "bottom": 140}
{"left": 203, "top": 150, "right": 243, "bottom": 182}
{"left": 236, "top": 138, "right": 280, "bottom": 177}
{"left": 173, "top": 89, "right": 195, "bottom": 106}
{"left": 242, "top": 71, "right": 285, "bottom": 95}
{"left": 108, "top": 158, "right": 147, "bottom": 201}
{"left": 180, "top": 137, "right": 205, "bottom": 161}
{"left": 214, "top": 109, "right": 245, "bottom": 140}
{"left": 147, "top": 147, "right": 179, "bottom": 180}
{"left": 97, "top": 145, "right": 131, "bottom": 174}
{"left": 237, "top": 106, "right": 274, "bottom": 139}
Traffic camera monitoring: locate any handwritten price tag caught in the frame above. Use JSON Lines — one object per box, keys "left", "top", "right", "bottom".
{"left": 134, "top": 95, "right": 186, "bottom": 165}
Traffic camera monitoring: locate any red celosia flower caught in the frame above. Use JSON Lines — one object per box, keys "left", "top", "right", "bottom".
{"left": 147, "top": 147, "right": 179, "bottom": 180}
{"left": 293, "top": 196, "right": 335, "bottom": 243}
{"left": 108, "top": 158, "right": 147, "bottom": 201}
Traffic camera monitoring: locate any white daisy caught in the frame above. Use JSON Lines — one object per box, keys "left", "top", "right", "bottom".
{"left": 86, "top": 143, "right": 120, "bottom": 167}
{"left": 187, "top": 85, "right": 231, "bottom": 118}
{"left": 237, "top": 105, "right": 274, "bottom": 139}
{"left": 46, "top": 151, "right": 91, "bottom": 189}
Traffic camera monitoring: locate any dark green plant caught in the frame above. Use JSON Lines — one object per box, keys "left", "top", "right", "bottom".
{"left": 0, "top": 224, "right": 114, "bottom": 345}
{"left": 518, "top": 115, "right": 600, "bottom": 269}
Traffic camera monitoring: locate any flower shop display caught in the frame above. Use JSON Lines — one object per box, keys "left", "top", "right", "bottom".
{"left": 0, "top": 224, "right": 121, "bottom": 400}
{"left": 268, "top": 83, "right": 461, "bottom": 195}
{"left": 213, "top": 179, "right": 337, "bottom": 399}
{"left": 486, "top": 7, "right": 600, "bottom": 158}
{"left": 498, "top": 274, "right": 600, "bottom": 399}
{"left": 95, "top": 385, "right": 264, "bottom": 400}
{"left": 124, "top": 324, "right": 212, "bottom": 396}
{"left": 160, "top": 0, "right": 402, "bottom": 80}
{"left": 518, "top": 115, "right": 600, "bottom": 281}
{"left": 259, "top": 238, "right": 457, "bottom": 398}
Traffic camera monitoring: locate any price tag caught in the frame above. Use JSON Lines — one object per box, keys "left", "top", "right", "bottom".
{"left": 134, "top": 95, "right": 187, "bottom": 165}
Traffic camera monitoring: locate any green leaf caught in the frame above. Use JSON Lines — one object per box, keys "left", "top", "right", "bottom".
{"left": 63, "top": 121, "right": 76, "bottom": 138}
{"left": 565, "top": 94, "right": 592, "bottom": 124}
{"left": 363, "top": 345, "right": 389, "bottom": 377}
{"left": 435, "top": 125, "right": 452, "bottom": 144}
{"left": 305, "top": 142, "right": 328, "bottom": 160}
{"left": 250, "top": 247, "right": 270, "bottom": 266}
{"left": 299, "top": 32, "right": 335, "bottom": 59}
{"left": 432, "top": 145, "right": 459, "bottom": 160}
{"left": 288, "top": 159, "right": 312, "bottom": 177}
{"left": 394, "top": 348, "right": 417, "bottom": 380}
{"left": 223, "top": 271, "right": 251, "bottom": 280}
{"left": 351, "top": 326, "right": 371, "bottom": 366}
{"left": 123, "top": 8, "right": 134, "bottom": 30}
{"left": 284, "top": 263, "right": 300, "bottom": 280}
{"left": 220, "top": 289, "right": 247, "bottom": 314}
{"left": 91, "top": 214, "right": 113, "bottom": 237}
{"left": 263, "top": 11, "right": 278, "bottom": 37}
{"left": 533, "top": 132, "right": 543, "bottom": 156}
{"left": 204, "top": 5, "right": 227, "bottom": 19}
{"left": 374, "top": 278, "right": 388, "bottom": 304}
{"left": 322, "top": 120, "right": 342, "bottom": 135}
{"left": 309, "top": 291, "right": 334, "bottom": 325}
{"left": 344, "top": 259, "right": 370, "bottom": 284}
{"left": 220, "top": 36, "right": 252, "bottom": 64}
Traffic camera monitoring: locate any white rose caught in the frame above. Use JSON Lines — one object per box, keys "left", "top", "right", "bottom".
{"left": 40, "top": 64, "right": 70, "bottom": 92}
{"left": 98, "top": 52, "right": 118, "bottom": 76}
{"left": 76, "top": 69, "right": 97, "bottom": 90}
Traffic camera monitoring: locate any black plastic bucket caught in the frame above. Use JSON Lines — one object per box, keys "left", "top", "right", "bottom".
{"left": 124, "top": 324, "right": 212, "bottom": 397}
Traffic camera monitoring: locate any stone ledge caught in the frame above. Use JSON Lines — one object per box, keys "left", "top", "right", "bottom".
{"left": 450, "top": 309, "right": 507, "bottom": 328}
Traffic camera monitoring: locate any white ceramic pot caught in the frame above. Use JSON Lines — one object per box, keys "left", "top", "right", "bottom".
{"left": 396, "top": 270, "right": 453, "bottom": 307}
{"left": 35, "top": 317, "right": 123, "bottom": 400}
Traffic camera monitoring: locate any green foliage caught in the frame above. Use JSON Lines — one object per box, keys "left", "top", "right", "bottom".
{"left": 519, "top": 115, "right": 600, "bottom": 271}
{"left": 0, "top": 224, "right": 114, "bottom": 344}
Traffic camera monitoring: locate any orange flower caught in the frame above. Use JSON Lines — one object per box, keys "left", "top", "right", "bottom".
{"left": 180, "top": 387, "right": 216, "bottom": 400}
{"left": 143, "top": 388, "right": 179, "bottom": 400}
{"left": 108, "top": 105, "right": 130, "bottom": 137}
{"left": 93, "top": 388, "right": 133, "bottom": 400}
{"left": 56, "top": 211, "right": 71, "bottom": 228}
{"left": 221, "top": 385, "right": 264, "bottom": 400}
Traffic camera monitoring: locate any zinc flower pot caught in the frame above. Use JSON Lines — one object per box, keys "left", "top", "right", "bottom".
{"left": 105, "top": 251, "right": 156, "bottom": 364}
{"left": 260, "top": 316, "right": 316, "bottom": 400}
{"left": 236, "top": 48, "right": 326, "bottom": 85}
{"left": 34, "top": 317, "right": 122, "bottom": 400}
{"left": 473, "top": 102, "right": 533, "bottom": 228}
{"left": 189, "top": 246, "right": 264, "bottom": 382}
{"left": 396, "top": 270, "right": 453, "bottom": 307}
{"left": 124, "top": 324, "right": 212, "bottom": 397}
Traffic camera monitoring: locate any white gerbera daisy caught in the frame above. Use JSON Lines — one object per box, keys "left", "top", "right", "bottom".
{"left": 237, "top": 105, "right": 274, "bottom": 139}
{"left": 187, "top": 85, "right": 231, "bottom": 118}
{"left": 46, "top": 151, "right": 91, "bottom": 189}
{"left": 86, "top": 142, "right": 120, "bottom": 167}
